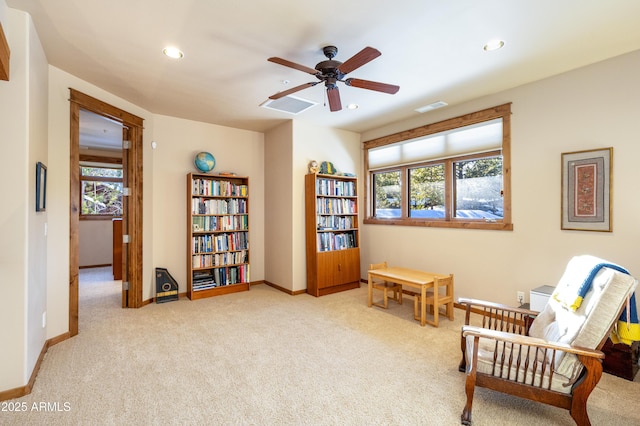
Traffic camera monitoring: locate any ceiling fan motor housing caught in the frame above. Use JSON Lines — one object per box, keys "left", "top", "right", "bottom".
{"left": 315, "top": 46, "right": 344, "bottom": 87}
{"left": 267, "top": 45, "right": 398, "bottom": 111}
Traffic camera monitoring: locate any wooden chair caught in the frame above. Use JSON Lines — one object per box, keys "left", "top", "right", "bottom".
{"left": 370, "top": 262, "right": 402, "bottom": 309}
{"left": 409, "top": 274, "right": 454, "bottom": 325}
{"left": 458, "top": 255, "right": 638, "bottom": 426}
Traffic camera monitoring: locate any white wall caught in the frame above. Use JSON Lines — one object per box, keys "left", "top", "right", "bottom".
{"left": 151, "top": 115, "right": 265, "bottom": 296}
{"left": 361, "top": 49, "right": 640, "bottom": 307}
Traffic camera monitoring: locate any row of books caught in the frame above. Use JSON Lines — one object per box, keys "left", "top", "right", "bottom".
{"left": 192, "top": 198, "right": 247, "bottom": 215}
{"left": 317, "top": 230, "right": 358, "bottom": 251}
{"left": 316, "top": 215, "right": 356, "bottom": 230}
{"left": 192, "top": 250, "right": 248, "bottom": 269}
{"left": 192, "top": 232, "right": 249, "bottom": 254}
{"left": 192, "top": 215, "right": 248, "bottom": 232}
{"left": 192, "top": 265, "right": 250, "bottom": 291}
{"left": 316, "top": 178, "right": 356, "bottom": 197}
{"left": 192, "top": 179, "right": 248, "bottom": 197}
{"left": 316, "top": 197, "right": 358, "bottom": 215}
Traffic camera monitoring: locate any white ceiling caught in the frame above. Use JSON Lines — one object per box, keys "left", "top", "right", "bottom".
{"left": 7, "top": 0, "right": 640, "bottom": 134}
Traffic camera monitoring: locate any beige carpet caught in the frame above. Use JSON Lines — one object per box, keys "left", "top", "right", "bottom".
{"left": 3, "top": 267, "right": 640, "bottom": 425}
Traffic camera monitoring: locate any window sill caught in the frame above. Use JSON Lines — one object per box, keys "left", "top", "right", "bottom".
{"left": 80, "top": 216, "right": 122, "bottom": 221}
{"left": 363, "top": 217, "right": 513, "bottom": 231}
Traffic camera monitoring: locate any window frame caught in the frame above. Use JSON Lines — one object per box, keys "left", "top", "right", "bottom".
{"left": 79, "top": 162, "right": 124, "bottom": 220}
{"left": 364, "top": 103, "right": 512, "bottom": 230}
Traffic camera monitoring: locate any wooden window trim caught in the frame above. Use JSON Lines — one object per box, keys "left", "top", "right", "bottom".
{"left": 363, "top": 103, "right": 512, "bottom": 231}
{"left": 0, "top": 21, "right": 10, "bottom": 81}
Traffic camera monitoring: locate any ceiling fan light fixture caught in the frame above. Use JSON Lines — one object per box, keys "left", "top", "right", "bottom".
{"left": 163, "top": 46, "right": 184, "bottom": 59}
{"left": 415, "top": 101, "right": 448, "bottom": 113}
{"left": 483, "top": 39, "right": 505, "bottom": 52}
{"left": 347, "top": 103, "right": 359, "bottom": 110}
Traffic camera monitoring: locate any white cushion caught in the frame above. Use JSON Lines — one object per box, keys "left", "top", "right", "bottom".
{"left": 468, "top": 255, "right": 637, "bottom": 392}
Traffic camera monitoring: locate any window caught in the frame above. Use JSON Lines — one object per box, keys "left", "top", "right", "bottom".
{"left": 364, "top": 104, "right": 512, "bottom": 230}
{"left": 80, "top": 165, "right": 123, "bottom": 218}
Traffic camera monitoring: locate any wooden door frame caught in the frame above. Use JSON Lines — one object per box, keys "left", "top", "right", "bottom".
{"left": 69, "top": 89, "right": 144, "bottom": 336}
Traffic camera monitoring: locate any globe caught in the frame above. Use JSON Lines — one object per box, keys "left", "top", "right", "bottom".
{"left": 194, "top": 152, "right": 216, "bottom": 173}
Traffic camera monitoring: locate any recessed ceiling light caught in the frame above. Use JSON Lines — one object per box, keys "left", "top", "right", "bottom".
{"left": 163, "top": 47, "right": 184, "bottom": 59}
{"left": 347, "top": 103, "right": 359, "bottom": 110}
{"left": 483, "top": 39, "right": 505, "bottom": 52}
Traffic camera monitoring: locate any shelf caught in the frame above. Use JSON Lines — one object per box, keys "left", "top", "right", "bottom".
{"left": 187, "top": 173, "right": 250, "bottom": 300}
{"left": 305, "top": 173, "right": 360, "bottom": 297}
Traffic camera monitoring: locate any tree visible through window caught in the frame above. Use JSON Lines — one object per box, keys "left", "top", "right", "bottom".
{"left": 80, "top": 166, "right": 123, "bottom": 217}
{"left": 409, "top": 164, "right": 445, "bottom": 218}
{"left": 364, "top": 103, "right": 512, "bottom": 230}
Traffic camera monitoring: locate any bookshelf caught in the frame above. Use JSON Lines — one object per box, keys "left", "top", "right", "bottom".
{"left": 187, "top": 173, "right": 250, "bottom": 300}
{"left": 305, "top": 173, "right": 360, "bottom": 297}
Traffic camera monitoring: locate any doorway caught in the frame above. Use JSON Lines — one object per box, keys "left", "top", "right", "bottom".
{"left": 69, "top": 89, "right": 144, "bottom": 337}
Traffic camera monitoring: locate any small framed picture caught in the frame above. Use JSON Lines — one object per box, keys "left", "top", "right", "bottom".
{"left": 36, "top": 161, "right": 47, "bottom": 212}
{"left": 561, "top": 148, "right": 612, "bottom": 232}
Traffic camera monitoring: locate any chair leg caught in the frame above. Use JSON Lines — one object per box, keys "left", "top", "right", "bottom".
{"left": 459, "top": 329, "right": 467, "bottom": 372}
{"left": 461, "top": 359, "right": 477, "bottom": 425}
{"left": 383, "top": 288, "right": 389, "bottom": 309}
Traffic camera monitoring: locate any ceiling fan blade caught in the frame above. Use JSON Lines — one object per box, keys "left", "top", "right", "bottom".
{"left": 337, "top": 47, "right": 381, "bottom": 74}
{"left": 269, "top": 82, "right": 318, "bottom": 100}
{"left": 327, "top": 86, "right": 342, "bottom": 112}
{"left": 268, "top": 57, "right": 319, "bottom": 75}
{"left": 345, "top": 78, "right": 400, "bottom": 94}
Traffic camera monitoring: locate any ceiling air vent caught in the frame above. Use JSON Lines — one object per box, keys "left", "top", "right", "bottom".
{"left": 260, "top": 95, "right": 317, "bottom": 115}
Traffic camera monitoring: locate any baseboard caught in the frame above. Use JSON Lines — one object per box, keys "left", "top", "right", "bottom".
{"left": 0, "top": 332, "right": 70, "bottom": 402}
{"left": 263, "top": 280, "right": 307, "bottom": 295}
{"left": 79, "top": 264, "right": 111, "bottom": 269}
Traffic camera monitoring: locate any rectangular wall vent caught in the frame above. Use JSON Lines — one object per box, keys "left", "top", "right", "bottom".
{"left": 260, "top": 95, "right": 317, "bottom": 115}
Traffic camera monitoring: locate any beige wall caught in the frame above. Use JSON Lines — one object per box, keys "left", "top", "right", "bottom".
{"left": 79, "top": 220, "right": 113, "bottom": 267}
{"left": 361, "top": 49, "right": 640, "bottom": 308}
{"left": 292, "top": 122, "right": 361, "bottom": 292}
{"left": 47, "top": 66, "right": 155, "bottom": 338}
{"left": 264, "top": 121, "right": 294, "bottom": 290}
{"left": 151, "top": 114, "right": 265, "bottom": 297}
{"left": 0, "top": 5, "right": 48, "bottom": 391}
{"left": 263, "top": 121, "right": 361, "bottom": 293}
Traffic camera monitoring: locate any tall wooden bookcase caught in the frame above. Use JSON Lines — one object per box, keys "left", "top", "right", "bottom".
{"left": 305, "top": 173, "right": 360, "bottom": 297}
{"left": 187, "top": 173, "right": 250, "bottom": 300}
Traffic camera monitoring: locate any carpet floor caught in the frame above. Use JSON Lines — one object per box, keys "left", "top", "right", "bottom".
{"left": 3, "top": 267, "right": 640, "bottom": 425}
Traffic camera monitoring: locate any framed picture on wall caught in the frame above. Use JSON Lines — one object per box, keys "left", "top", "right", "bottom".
{"left": 561, "top": 147, "right": 612, "bottom": 232}
{"left": 36, "top": 161, "right": 47, "bottom": 212}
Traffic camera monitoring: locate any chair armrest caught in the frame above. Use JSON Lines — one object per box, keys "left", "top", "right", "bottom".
{"left": 459, "top": 297, "right": 539, "bottom": 317}
{"left": 462, "top": 325, "right": 605, "bottom": 359}
{"left": 458, "top": 297, "right": 538, "bottom": 336}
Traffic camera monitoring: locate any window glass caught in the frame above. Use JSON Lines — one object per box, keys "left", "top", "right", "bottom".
{"left": 81, "top": 181, "right": 123, "bottom": 216}
{"left": 373, "top": 170, "right": 401, "bottom": 218}
{"left": 363, "top": 103, "right": 512, "bottom": 230}
{"left": 81, "top": 166, "right": 123, "bottom": 178}
{"left": 409, "top": 164, "right": 445, "bottom": 218}
{"left": 454, "top": 157, "right": 503, "bottom": 219}
{"left": 80, "top": 166, "right": 123, "bottom": 217}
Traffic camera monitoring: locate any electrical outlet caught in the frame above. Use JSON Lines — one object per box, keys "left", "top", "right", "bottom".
{"left": 517, "top": 291, "right": 525, "bottom": 305}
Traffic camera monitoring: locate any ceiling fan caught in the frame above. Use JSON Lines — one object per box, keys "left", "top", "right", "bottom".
{"left": 267, "top": 46, "right": 400, "bottom": 112}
